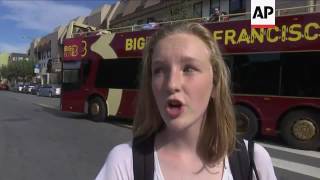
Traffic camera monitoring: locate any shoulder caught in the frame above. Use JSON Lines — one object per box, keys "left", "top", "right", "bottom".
{"left": 243, "top": 140, "right": 269, "bottom": 158}
{"left": 244, "top": 140, "right": 277, "bottom": 180}
{"left": 244, "top": 140, "right": 272, "bottom": 165}
{"left": 107, "top": 142, "right": 133, "bottom": 162}
{"left": 95, "top": 142, "right": 133, "bottom": 180}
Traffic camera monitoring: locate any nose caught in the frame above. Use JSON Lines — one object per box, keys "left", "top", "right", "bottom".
{"left": 166, "top": 68, "right": 181, "bottom": 93}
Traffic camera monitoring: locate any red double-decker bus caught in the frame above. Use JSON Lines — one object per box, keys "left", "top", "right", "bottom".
{"left": 61, "top": 12, "right": 320, "bottom": 150}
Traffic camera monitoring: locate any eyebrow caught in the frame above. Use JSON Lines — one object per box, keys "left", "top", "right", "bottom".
{"left": 152, "top": 56, "right": 200, "bottom": 64}
{"left": 151, "top": 60, "right": 167, "bottom": 66}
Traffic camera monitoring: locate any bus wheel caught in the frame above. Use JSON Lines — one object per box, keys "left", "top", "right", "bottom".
{"left": 235, "top": 105, "right": 259, "bottom": 140}
{"left": 88, "top": 97, "right": 107, "bottom": 122}
{"left": 281, "top": 110, "right": 319, "bottom": 150}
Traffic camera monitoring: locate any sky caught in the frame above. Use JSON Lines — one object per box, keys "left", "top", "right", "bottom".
{"left": 0, "top": 0, "right": 117, "bottom": 54}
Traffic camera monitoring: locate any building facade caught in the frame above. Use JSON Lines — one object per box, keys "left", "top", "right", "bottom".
{"left": 28, "top": 26, "right": 65, "bottom": 84}
{"left": 28, "top": 38, "right": 40, "bottom": 62}
{"left": 29, "top": 2, "right": 119, "bottom": 85}
{"left": 108, "top": 0, "right": 319, "bottom": 29}
{"left": 8, "top": 53, "right": 29, "bottom": 64}
{"left": 0, "top": 52, "right": 29, "bottom": 82}
{"left": 0, "top": 52, "right": 28, "bottom": 68}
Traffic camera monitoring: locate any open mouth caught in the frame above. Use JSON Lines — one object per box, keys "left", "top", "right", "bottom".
{"left": 166, "top": 99, "right": 183, "bottom": 118}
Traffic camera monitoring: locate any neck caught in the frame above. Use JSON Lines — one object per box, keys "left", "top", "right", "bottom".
{"left": 156, "top": 116, "right": 204, "bottom": 153}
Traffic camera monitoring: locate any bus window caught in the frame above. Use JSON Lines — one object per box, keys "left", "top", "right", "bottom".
{"left": 82, "top": 60, "right": 91, "bottom": 83}
{"left": 62, "top": 61, "right": 81, "bottom": 90}
{"left": 95, "top": 58, "right": 141, "bottom": 89}
{"left": 227, "top": 53, "right": 281, "bottom": 95}
{"left": 281, "top": 52, "right": 320, "bottom": 97}
{"left": 63, "top": 70, "right": 80, "bottom": 83}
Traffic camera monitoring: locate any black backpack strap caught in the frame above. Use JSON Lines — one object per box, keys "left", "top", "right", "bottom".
{"left": 132, "top": 134, "right": 155, "bottom": 180}
{"left": 248, "top": 140, "right": 260, "bottom": 180}
{"left": 229, "top": 139, "right": 250, "bottom": 180}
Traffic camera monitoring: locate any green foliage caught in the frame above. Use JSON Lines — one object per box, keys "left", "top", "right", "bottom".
{"left": 0, "top": 59, "right": 36, "bottom": 81}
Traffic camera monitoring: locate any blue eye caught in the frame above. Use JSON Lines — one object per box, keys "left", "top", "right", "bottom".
{"left": 183, "top": 65, "right": 196, "bottom": 73}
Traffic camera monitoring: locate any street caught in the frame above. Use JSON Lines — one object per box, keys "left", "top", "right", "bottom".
{"left": 0, "top": 91, "right": 319, "bottom": 180}
{"left": 0, "top": 91, "right": 131, "bottom": 180}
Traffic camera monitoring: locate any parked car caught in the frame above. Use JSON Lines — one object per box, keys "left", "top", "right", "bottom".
{"left": 10, "top": 84, "right": 18, "bottom": 92}
{"left": 37, "top": 84, "right": 61, "bottom": 97}
{"left": 30, "top": 84, "right": 41, "bottom": 95}
{"left": 21, "top": 83, "right": 30, "bottom": 93}
{"left": 17, "top": 83, "right": 24, "bottom": 92}
{"left": 26, "top": 83, "right": 38, "bottom": 94}
{"left": 10, "top": 83, "right": 21, "bottom": 92}
{"left": 0, "top": 83, "right": 8, "bottom": 90}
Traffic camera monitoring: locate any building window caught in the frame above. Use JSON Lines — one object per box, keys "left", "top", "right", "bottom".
{"left": 193, "top": 2, "right": 203, "bottom": 18}
{"left": 137, "top": 19, "right": 144, "bottom": 25}
{"left": 210, "top": 0, "right": 220, "bottom": 14}
{"left": 147, "top": 17, "right": 155, "bottom": 23}
{"left": 229, "top": 0, "right": 246, "bottom": 14}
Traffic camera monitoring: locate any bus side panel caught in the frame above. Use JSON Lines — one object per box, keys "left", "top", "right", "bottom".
{"left": 116, "top": 90, "right": 138, "bottom": 119}
{"left": 234, "top": 95, "right": 320, "bottom": 136}
{"left": 61, "top": 90, "right": 86, "bottom": 112}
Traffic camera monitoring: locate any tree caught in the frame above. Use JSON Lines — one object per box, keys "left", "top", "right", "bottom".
{"left": 0, "top": 65, "right": 9, "bottom": 80}
{"left": 0, "top": 59, "right": 36, "bottom": 82}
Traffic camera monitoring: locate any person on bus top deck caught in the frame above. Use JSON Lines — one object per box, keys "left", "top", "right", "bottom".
{"left": 209, "top": 7, "right": 221, "bottom": 22}
{"left": 95, "top": 23, "right": 277, "bottom": 180}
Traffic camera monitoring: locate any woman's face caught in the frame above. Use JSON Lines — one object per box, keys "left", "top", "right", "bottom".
{"left": 151, "top": 33, "right": 214, "bottom": 132}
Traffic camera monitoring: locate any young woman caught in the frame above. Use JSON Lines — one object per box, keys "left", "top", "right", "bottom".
{"left": 96, "top": 23, "right": 277, "bottom": 180}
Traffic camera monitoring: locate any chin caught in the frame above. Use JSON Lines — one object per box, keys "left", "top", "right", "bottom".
{"left": 164, "top": 117, "right": 195, "bottom": 132}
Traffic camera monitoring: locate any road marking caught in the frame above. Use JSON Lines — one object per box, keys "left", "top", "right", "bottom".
{"left": 35, "top": 103, "right": 58, "bottom": 110}
{"left": 272, "top": 157, "right": 320, "bottom": 178}
{"left": 259, "top": 142, "right": 320, "bottom": 159}
{"left": 115, "top": 123, "right": 132, "bottom": 129}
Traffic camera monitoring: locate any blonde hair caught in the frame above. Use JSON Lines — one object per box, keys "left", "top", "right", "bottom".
{"left": 133, "top": 23, "right": 236, "bottom": 164}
